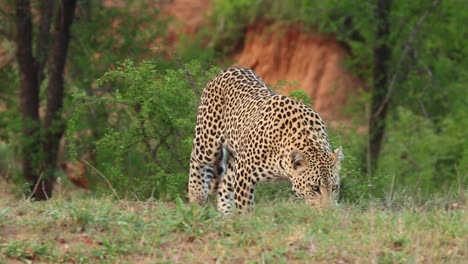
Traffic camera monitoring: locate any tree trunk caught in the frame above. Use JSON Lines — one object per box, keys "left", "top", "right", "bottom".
{"left": 15, "top": 0, "right": 43, "bottom": 199}
{"left": 15, "top": 0, "right": 77, "bottom": 200}
{"left": 41, "top": 0, "right": 78, "bottom": 197}
{"left": 369, "top": 0, "right": 392, "bottom": 176}
{"left": 36, "top": 0, "right": 55, "bottom": 84}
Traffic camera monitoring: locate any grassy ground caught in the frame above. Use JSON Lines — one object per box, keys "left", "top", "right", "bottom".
{"left": 0, "top": 185, "right": 466, "bottom": 264}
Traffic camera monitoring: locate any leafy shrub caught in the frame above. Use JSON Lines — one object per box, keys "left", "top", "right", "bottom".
{"left": 379, "top": 106, "right": 468, "bottom": 195}
{"left": 67, "top": 60, "right": 219, "bottom": 200}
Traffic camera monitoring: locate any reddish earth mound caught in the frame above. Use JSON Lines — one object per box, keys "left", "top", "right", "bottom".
{"left": 235, "top": 23, "right": 365, "bottom": 123}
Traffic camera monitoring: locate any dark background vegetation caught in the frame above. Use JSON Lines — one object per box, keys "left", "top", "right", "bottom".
{"left": 0, "top": 0, "right": 466, "bottom": 204}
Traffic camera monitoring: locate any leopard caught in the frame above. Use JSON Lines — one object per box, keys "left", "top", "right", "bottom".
{"left": 188, "top": 67, "right": 343, "bottom": 214}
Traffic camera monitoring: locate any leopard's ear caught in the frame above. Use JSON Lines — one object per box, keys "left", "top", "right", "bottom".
{"left": 291, "top": 149, "right": 307, "bottom": 170}
{"left": 332, "top": 146, "right": 344, "bottom": 170}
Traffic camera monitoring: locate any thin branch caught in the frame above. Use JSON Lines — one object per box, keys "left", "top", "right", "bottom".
{"left": 153, "top": 127, "right": 186, "bottom": 167}
{"left": 28, "top": 172, "right": 46, "bottom": 201}
{"left": 81, "top": 159, "right": 120, "bottom": 199}
{"left": 373, "top": 0, "right": 440, "bottom": 118}
{"left": 152, "top": 124, "right": 185, "bottom": 167}
{"left": 134, "top": 104, "right": 172, "bottom": 174}
{"left": 150, "top": 135, "right": 165, "bottom": 158}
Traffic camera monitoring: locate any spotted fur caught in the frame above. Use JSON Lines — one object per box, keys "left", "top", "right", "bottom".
{"left": 188, "top": 68, "right": 343, "bottom": 214}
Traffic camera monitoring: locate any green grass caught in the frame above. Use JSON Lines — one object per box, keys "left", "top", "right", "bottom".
{"left": 0, "top": 192, "right": 466, "bottom": 263}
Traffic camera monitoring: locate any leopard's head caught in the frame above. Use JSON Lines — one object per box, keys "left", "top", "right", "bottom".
{"left": 289, "top": 146, "right": 343, "bottom": 208}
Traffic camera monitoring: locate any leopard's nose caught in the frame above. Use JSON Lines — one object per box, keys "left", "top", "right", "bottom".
{"left": 319, "top": 187, "right": 335, "bottom": 208}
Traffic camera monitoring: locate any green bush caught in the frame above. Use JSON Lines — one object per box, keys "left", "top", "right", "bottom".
{"left": 67, "top": 60, "right": 219, "bottom": 200}
{"left": 379, "top": 106, "right": 468, "bottom": 195}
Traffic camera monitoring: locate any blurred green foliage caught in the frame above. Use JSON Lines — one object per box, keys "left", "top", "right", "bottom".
{"left": 67, "top": 60, "right": 219, "bottom": 199}
{"left": 210, "top": 0, "right": 467, "bottom": 198}
{"left": 0, "top": 0, "right": 466, "bottom": 202}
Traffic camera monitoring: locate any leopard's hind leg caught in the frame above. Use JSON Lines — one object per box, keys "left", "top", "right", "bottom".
{"left": 217, "top": 147, "right": 236, "bottom": 214}
{"left": 188, "top": 141, "right": 223, "bottom": 205}
{"left": 187, "top": 95, "right": 224, "bottom": 204}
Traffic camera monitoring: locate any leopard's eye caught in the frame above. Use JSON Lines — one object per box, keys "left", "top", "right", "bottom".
{"left": 311, "top": 185, "right": 320, "bottom": 192}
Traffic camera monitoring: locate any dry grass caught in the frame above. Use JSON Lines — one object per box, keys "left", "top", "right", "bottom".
{"left": 0, "top": 186, "right": 466, "bottom": 263}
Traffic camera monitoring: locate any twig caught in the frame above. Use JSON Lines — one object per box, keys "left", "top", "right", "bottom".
{"left": 41, "top": 178, "right": 49, "bottom": 200}
{"left": 28, "top": 172, "right": 46, "bottom": 201}
{"left": 81, "top": 159, "right": 120, "bottom": 199}
{"left": 153, "top": 126, "right": 185, "bottom": 168}
{"left": 134, "top": 107, "right": 172, "bottom": 174}
{"left": 373, "top": 0, "right": 440, "bottom": 118}
{"left": 419, "top": 63, "right": 434, "bottom": 119}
